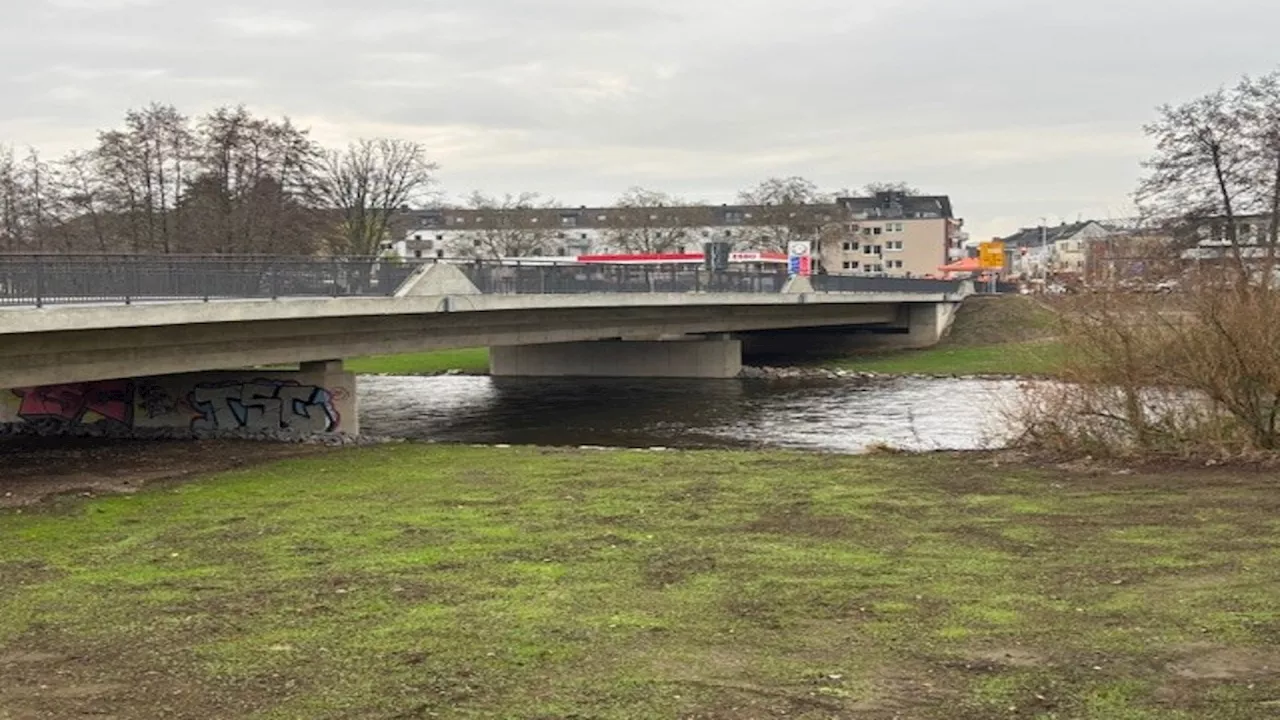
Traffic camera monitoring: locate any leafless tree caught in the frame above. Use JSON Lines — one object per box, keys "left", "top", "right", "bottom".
{"left": 318, "top": 138, "right": 437, "bottom": 256}
{"left": 861, "top": 181, "right": 920, "bottom": 196}
{"left": 186, "top": 106, "right": 325, "bottom": 254}
{"left": 605, "top": 187, "right": 702, "bottom": 254}
{"left": 737, "top": 176, "right": 845, "bottom": 257}
{"left": 94, "top": 103, "right": 193, "bottom": 253}
{"left": 455, "top": 191, "right": 558, "bottom": 258}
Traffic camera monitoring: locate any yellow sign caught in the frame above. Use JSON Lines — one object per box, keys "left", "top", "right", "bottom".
{"left": 979, "top": 241, "right": 1006, "bottom": 270}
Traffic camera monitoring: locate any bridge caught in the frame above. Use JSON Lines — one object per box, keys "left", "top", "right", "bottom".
{"left": 0, "top": 255, "right": 971, "bottom": 437}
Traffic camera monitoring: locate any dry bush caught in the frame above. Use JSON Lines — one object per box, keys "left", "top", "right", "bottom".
{"left": 1011, "top": 270, "right": 1280, "bottom": 458}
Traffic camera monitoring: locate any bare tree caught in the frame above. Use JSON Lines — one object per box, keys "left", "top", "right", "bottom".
{"left": 456, "top": 191, "right": 557, "bottom": 258}
{"left": 187, "top": 106, "right": 324, "bottom": 254}
{"left": 1138, "top": 87, "right": 1252, "bottom": 262}
{"left": 737, "top": 176, "right": 830, "bottom": 206}
{"left": 94, "top": 104, "right": 193, "bottom": 253}
{"left": 318, "top": 138, "right": 437, "bottom": 256}
{"left": 862, "top": 181, "right": 920, "bottom": 196}
{"left": 605, "top": 187, "right": 701, "bottom": 254}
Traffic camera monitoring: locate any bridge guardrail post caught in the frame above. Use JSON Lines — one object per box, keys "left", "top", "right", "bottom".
{"left": 34, "top": 255, "right": 44, "bottom": 308}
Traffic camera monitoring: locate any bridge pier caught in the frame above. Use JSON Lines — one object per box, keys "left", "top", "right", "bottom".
{"left": 489, "top": 337, "right": 743, "bottom": 379}
{"left": 0, "top": 361, "right": 357, "bottom": 439}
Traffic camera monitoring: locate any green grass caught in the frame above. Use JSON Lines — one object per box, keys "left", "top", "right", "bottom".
{"left": 3, "top": 447, "right": 1279, "bottom": 718}
{"left": 344, "top": 348, "right": 490, "bottom": 375}
{"left": 828, "top": 339, "right": 1065, "bottom": 376}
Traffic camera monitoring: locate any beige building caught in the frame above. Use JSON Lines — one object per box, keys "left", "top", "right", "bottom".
{"left": 819, "top": 192, "right": 966, "bottom": 278}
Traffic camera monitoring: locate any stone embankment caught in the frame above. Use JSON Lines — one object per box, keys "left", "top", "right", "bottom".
{"left": 739, "top": 366, "right": 1032, "bottom": 382}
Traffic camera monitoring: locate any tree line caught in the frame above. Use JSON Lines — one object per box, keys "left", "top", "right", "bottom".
{"left": 0, "top": 104, "right": 435, "bottom": 256}
{"left": 1, "top": 102, "right": 916, "bottom": 257}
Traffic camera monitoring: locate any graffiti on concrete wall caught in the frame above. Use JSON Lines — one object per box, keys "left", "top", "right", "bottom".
{"left": 189, "top": 380, "right": 341, "bottom": 433}
{"left": 11, "top": 380, "right": 136, "bottom": 427}
{"left": 3, "top": 375, "right": 348, "bottom": 435}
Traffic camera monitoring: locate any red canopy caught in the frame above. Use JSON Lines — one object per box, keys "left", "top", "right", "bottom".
{"left": 938, "top": 257, "right": 982, "bottom": 273}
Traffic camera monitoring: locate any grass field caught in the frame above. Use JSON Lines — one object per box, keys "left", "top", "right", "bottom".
{"left": 827, "top": 340, "right": 1065, "bottom": 376}
{"left": 344, "top": 348, "right": 490, "bottom": 375}
{"left": 3, "top": 446, "right": 1278, "bottom": 718}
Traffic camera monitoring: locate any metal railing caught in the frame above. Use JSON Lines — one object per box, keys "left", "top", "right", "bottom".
{"left": 810, "top": 274, "right": 966, "bottom": 294}
{"left": 458, "top": 262, "right": 789, "bottom": 295}
{"left": 0, "top": 255, "right": 419, "bottom": 307}
{"left": 0, "top": 254, "right": 965, "bottom": 306}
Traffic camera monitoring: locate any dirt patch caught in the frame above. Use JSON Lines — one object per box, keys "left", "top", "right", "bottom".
{"left": 1169, "top": 647, "right": 1280, "bottom": 680}
{"left": 952, "top": 647, "right": 1052, "bottom": 671}
{"left": 0, "top": 437, "right": 326, "bottom": 507}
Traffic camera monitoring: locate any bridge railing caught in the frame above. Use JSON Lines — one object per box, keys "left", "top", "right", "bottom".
{"left": 0, "top": 255, "right": 417, "bottom": 307}
{"left": 458, "top": 263, "right": 789, "bottom": 294}
{"left": 809, "top": 274, "right": 966, "bottom": 294}
{"left": 0, "top": 254, "right": 964, "bottom": 306}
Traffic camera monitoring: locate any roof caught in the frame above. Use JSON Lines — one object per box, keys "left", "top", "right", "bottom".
{"left": 999, "top": 221, "right": 1103, "bottom": 248}
{"left": 836, "top": 192, "right": 954, "bottom": 220}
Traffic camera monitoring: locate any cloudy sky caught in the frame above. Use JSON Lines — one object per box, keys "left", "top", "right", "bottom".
{"left": 2, "top": 0, "right": 1278, "bottom": 241}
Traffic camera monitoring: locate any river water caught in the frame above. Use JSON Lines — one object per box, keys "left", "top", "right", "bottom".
{"left": 359, "top": 376, "right": 1024, "bottom": 453}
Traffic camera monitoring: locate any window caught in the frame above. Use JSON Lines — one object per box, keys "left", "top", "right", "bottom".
{"left": 472, "top": 238, "right": 481, "bottom": 247}
{"left": 561, "top": 215, "right": 578, "bottom": 227}
{"left": 873, "top": 227, "right": 883, "bottom": 235}
{"left": 864, "top": 246, "right": 876, "bottom": 255}
{"left": 414, "top": 250, "right": 423, "bottom": 259}
{"left": 580, "top": 233, "right": 588, "bottom": 240}
{"left": 842, "top": 241, "right": 859, "bottom": 252}
{"left": 597, "top": 214, "right": 607, "bottom": 221}
{"left": 842, "top": 260, "right": 860, "bottom": 270}
{"left": 557, "top": 232, "right": 566, "bottom": 239}
{"left": 885, "top": 240, "right": 903, "bottom": 251}
{"left": 725, "top": 210, "right": 745, "bottom": 224}
{"left": 725, "top": 229, "right": 733, "bottom": 237}
{"left": 436, "top": 234, "right": 444, "bottom": 241}
{"left": 864, "top": 264, "right": 883, "bottom": 273}
{"left": 862, "top": 227, "right": 873, "bottom": 236}
{"left": 650, "top": 213, "right": 659, "bottom": 221}
{"left": 887, "top": 260, "right": 904, "bottom": 270}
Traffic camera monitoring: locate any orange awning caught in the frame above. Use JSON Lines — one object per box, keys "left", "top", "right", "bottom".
{"left": 938, "top": 257, "right": 982, "bottom": 273}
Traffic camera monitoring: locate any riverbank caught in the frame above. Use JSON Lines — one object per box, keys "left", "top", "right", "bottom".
{"left": 2, "top": 445, "right": 1277, "bottom": 719}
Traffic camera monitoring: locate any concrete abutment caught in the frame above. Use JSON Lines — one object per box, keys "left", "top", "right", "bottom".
{"left": 0, "top": 360, "right": 357, "bottom": 440}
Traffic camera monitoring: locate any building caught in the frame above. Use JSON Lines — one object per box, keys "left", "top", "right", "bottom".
{"left": 824, "top": 192, "right": 966, "bottom": 277}
{"left": 386, "top": 190, "right": 963, "bottom": 279}
{"left": 998, "top": 221, "right": 1114, "bottom": 278}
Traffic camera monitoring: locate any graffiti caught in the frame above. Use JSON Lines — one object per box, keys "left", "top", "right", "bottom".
{"left": 189, "top": 380, "right": 340, "bottom": 433}
{"left": 12, "top": 381, "right": 135, "bottom": 426}
{"left": 137, "top": 382, "right": 180, "bottom": 419}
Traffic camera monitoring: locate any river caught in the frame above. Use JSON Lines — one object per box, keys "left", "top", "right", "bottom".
{"left": 358, "top": 375, "right": 1024, "bottom": 453}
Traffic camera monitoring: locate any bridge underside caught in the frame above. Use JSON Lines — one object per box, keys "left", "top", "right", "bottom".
{"left": 0, "top": 302, "right": 911, "bottom": 388}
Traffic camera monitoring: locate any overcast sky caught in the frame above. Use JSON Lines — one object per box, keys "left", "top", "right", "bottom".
{"left": 3, "top": 0, "right": 1278, "bottom": 241}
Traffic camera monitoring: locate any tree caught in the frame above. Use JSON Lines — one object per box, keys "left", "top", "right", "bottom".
{"left": 318, "top": 139, "right": 437, "bottom": 256}
{"left": 736, "top": 176, "right": 844, "bottom": 255}
{"left": 456, "top": 191, "right": 557, "bottom": 258}
{"left": 93, "top": 103, "right": 194, "bottom": 253}
{"left": 1137, "top": 87, "right": 1251, "bottom": 253}
{"left": 737, "top": 176, "right": 830, "bottom": 206}
{"left": 862, "top": 181, "right": 920, "bottom": 196}
{"left": 605, "top": 187, "right": 702, "bottom": 254}
{"left": 187, "top": 106, "right": 325, "bottom": 254}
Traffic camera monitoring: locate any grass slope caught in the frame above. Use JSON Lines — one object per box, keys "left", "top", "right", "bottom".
{"left": 829, "top": 340, "right": 1065, "bottom": 376}
{"left": 3, "top": 447, "right": 1278, "bottom": 718}
{"left": 344, "top": 348, "right": 489, "bottom": 375}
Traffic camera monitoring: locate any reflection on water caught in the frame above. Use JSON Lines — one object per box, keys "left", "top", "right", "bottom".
{"left": 358, "top": 376, "right": 1022, "bottom": 453}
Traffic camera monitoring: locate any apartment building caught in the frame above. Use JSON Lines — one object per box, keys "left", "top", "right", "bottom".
{"left": 822, "top": 192, "right": 966, "bottom": 277}
{"left": 388, "top": 190, "right": 962, "bottom": 278}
